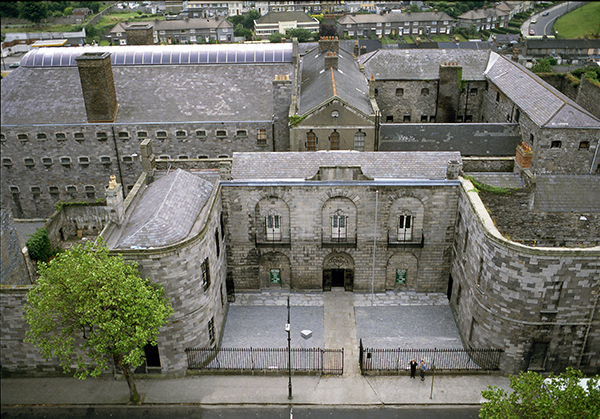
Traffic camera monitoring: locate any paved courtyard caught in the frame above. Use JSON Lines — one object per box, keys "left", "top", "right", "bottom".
{"left": 220, "top": 291, "right": 463, "bottom": 351}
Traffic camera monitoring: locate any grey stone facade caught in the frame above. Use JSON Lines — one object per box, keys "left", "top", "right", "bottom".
{"left": 0, "top": 209, "right": 30, "bottom": 285}
{"left": 450, "top": 179, "right": 600, "bottom": 374}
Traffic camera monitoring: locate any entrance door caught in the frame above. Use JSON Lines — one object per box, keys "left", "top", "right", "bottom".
{"left": 323, "top": 270, "right": 332, "bottom": 291}
{"left": 344, "top": 269, "right": 354, "bottom": 292}
{"left": 527, "top": 342, "right": 548, "bottom": 371}
{"left": 332, "top": 269, "right": 345, "bottom": 287}
{"left": 447, "top": 274, "right": 454, "bottom": 300}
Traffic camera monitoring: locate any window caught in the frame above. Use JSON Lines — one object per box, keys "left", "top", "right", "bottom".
{"left": 74, "top": 132, "right": 85, "bottom": 141}
{"left": 398, "top": 214, "right": 413, "bottom": 241}
{"left": 208, "top": 317, "right": 215, "bottom": 346}
{"left": 55, "top": 133, "right": 67, "bottom": 141}
{"left": 49, "top": 186, "right": 59, "bottom": 196}
{"left": 579, "top": 141, "right": 590, "bottom": 150}
{"left": 257, "top": 129, "right": 267, "bottom": 146}
{"left": 374, "top": 88, "right": 378, "bottom": 97}
{"left": 158, "top": 155, "right": 170, "bottom": 160}
{"left": 551, "top": 141, "right": 562, "bottom": 149}
{"left": 331, "top": 211, "right": 347, "bottom": 241}
{"left": 465, "top": 115, "right": 473, "bottom": 122}
{"left": 18, "top": 134, "right": 29, "bottom": 142}
{"left": 196, "top": 130, "right": 207, "bottom": 138}
{"left": 470, "top": 88, "right": 478, "bottom": 96}
{"left": 2, "top": 158, "right": 13, "bottom": 167}
{"left": 176, "top": 130, "right": 187, "bottom": 139}
{"left": 354, "top": 131, "right": 365, "bottom": 151}
{"left": 66, "top": 185, "right": 77, "bottom": 193}
{"left": 421, "top": 88, "right": 429, "bottom": 96}
{"left": 330, "top": 131, "right": 340, "bottom": 150}
{"left": 201, "top": 258, "right": 211, "bottom": 292}
{"left": 266, "top": 214, "right": 281, "bottom": 241}
{"left": 122, "top": 156, "right": 134, "bottom": 163}
{"left": 42, "top": 157, "right": 53, "bottom": 166}
{"left": 307, "top": 131, "right": 316, "bottom": 151}
{"left": 10, "top": 186, "right": 20, "bottom": 194}
{"left": 421, "top": 115, "right": 428, "bottom": 122}
{"left": 0, "top": 133, "right": 5, "bottom": 142}
{"left": 118, "top": 131, "right": 129, "bottom": 140}
{"left": 236, "top": 130, "right": 247, "bottom": 137}
{"left": 403, "top": 115, "right": 411, "bottom": 123}
{"left": 99, "top": 156, "right": 111, "bottom": 165}
{"left": 215, "top": 229, "right": 220, "bottom": 257}
{"left": 386, "top": 115, "right": 394, "bottom": 122}
{"left": 97, "top": 132, "right": 108, "bottom": 141}
{"left": 31, "top": 186, "right": 41, "bottom": 197}
{"left": 137, "top": 131, "right": 148, "bottom": 139}
{"left": 396, "top": 88, "right": 404, "bottom": 96}
{"left": 85, "top": 185, "right": 95, "bottom": 198}
{"left": 156, "top": 131, "right": 167, "bottom": 139}
{"left": 79, "top": 156, "right": 90, "bottom": 166}
{"left": 216, "top": 129, "right": 227, "bottom": 138}
{"left": 198, "top": 155, "right": 209, "bottom": 159}
{"left": 22, "top": 157, "right": 34, "bottom": 167}
{"left": 37, "top": 133, "right": 47, "bottom": 141}
{"left": 60, "top": 157, "right": 71, "bottom": 166}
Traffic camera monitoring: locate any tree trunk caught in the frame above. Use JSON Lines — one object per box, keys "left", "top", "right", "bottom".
{"left": 116, "top": 354, "right": 140, "bottom": 404}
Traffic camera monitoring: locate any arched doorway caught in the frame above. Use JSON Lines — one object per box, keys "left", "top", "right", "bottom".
{"left": 323, "top": 252, "right": 354, "bottom": 291}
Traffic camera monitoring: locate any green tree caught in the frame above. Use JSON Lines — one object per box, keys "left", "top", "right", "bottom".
{"left": 319, "top": 22, "right": 337, "bottom": 37}
{"left": 234, "top": 23, "right": 252, "bottom": 39}
{"left": 269, "top": 32, "right": 286, "bottom": 43}
{"left": 0, "top": 1, "right": 21, "bottom": 18}
{"left": 243, "top": 9, "right": 261, "bottom": 30}
{"left": 19, "top": 1, "right": 49, "bottom": 28}
{"left": 228, "top": 14, "right": 244, "bottom": 27}
{"left": 287, "top": 28, "right": 315, "bottom": 42}
{"left": 26, "top": 227, "right": 52, "bottom": 263}
{"left": 532, "top": 57, "right": 556, "bottom": 73}
{"left": 25, "top": 239, "right": 173, "bottom": 404}
{"left": 480, "top": 368, "right": 600, "bottom": 419}
{"left": 80, "top": 1, "right": 101, "bottom": 14}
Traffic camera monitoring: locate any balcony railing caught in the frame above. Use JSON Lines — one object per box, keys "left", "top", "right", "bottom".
{"left": 387, "top": 229, "right": 424, "bottom": 248}
{"left": 321, "top": 230, "right": 357, "bottom": 248}
{"left": 254, "top": 232, "right": 291, "bottom": 248}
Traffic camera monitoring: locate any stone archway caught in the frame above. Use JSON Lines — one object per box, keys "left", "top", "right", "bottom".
{"left": 323, "top": 252, "right": 355, "bottom": 292}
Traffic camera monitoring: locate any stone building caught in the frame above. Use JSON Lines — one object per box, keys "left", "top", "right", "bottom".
{"left": 153, "top": 18, "right": 234, "bottom": 44}
{"left": 254, "top": 11, "right": 320, "bottom": 38}
{"left": 1, "top": 39, "right": 599, "bottom": 377}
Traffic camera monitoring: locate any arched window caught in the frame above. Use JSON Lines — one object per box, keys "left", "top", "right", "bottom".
{"left": 307, "top": 131, "right": 316, "bottom": 151}
{"left": 330, "top": 131, "right": 340, "bottom": 150}
{"left": 354, "top": 131, "right": 366, "bottom": 151}
{"left": 398, "top": 213, "right": 413, "bottom": 241}
{"left": 421, "top": 88, "right": 429, "bottom": 96}
{"left": 266, "top": 211, "right": 281, "bottom": 241}
{"left": 331, "top": 210, "right": 347, "bottom": 241}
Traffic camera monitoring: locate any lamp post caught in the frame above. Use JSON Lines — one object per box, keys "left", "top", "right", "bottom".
{"left": 286, "top": 295, "right": 292, "bottom": 400}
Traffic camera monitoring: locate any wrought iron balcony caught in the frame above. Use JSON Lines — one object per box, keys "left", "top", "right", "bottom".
{"left": 387, "top": 229, "right": 424, "bottom": 248}
{"left": 321, "top": 230, "right": 357, "bottom": 248}
{"left": 254, "top": 232, "right": 291, "bottom": 248}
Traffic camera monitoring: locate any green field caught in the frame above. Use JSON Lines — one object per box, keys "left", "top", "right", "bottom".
{"left": 554, "top": 2, "right": 600, "bottom": 39}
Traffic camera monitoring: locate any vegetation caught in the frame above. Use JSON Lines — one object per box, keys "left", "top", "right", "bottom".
{"left": 289, "top": 115, "right": 307, "bottom": 127}
{"left": 464, "top": 175, "right": 517, "bottom": 195}
{"left": 25, "top": 239, "right": 173, "bottom": 404}
{"left": 287, "top": 28, "right": 315, "bottom": 42}
{"left": 554, "top": 2, "right": 600, "bottom": 39}
{"left": 268, "top": 32, "right": 286, "bottom": 43}
{"left": 19, "top": 1, "right": 49, "bottom": 28}
{"left": 531, "top": 57, "right": 557, "bottom": 74}
{"left": 480, "top": 368, "right": 600, "bottom": 419}
{"left": 26, "top": 228, "right": 52, "bottom": 263}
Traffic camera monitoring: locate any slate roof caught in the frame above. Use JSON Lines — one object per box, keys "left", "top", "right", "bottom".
{"left": 230, "top": 151, "right": 461, "bottom": 181}
{"left": 256, "top": 11, "right": 317, "bottom": 24}
{"left": 1, "top": 46, "right": 293, "bottom": 125}
{"left": 298, "top": 46, "right": 372, "bottom": 116}
{"left": 115, "top": 169, "right": 214, "bottom": 249}
{"left": 525, "top": 38, "right": 600, "bottom": 50}
{"left": 534, "top": 175, "right": 600, "bottom": 213}
{"left": 358, "top": 49, "right": 490, "bottom": 81}
{"left": 485, "top": 52, "right": 600, "bottom": 128}
{"left": 338, "top": 11, "right": 453, "bottom": 25}
{"left": 458, "top": 7, "right": 509, "bottom": 20}
{"left": 466, "top": 172, "right": 525, "bottom": 189}
{"left": 379, "top": 123, "right": 522, "bottom": 156}
{"left": 153, "top": 17, "right": 233, "bottom": 30}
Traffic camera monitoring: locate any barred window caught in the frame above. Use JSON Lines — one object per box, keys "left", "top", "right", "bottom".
{"left": 18, "top": 134, "right": 29, "bottom": 142}
{"left": 24, "top": 157, "right": 35, "bottom": 167}
{"left": 118, "top": 131, "right": 130, "bottom": 139}
{"left": 56, "top": 133, "right": 67, "bottom": 141}
{"left": 97, "top": 132, "right": 108, "bottom": 141}
{"left": 156, "top": 131, "right": 167, "bottom": 139}
{"left": 74, "top": 132, "right": 85, "bottom": 141}
{"left": 257, "top": 129, "right": 267, "bottom": 146}
{"left": 201, "top": 258, "right": 211, "bottom": 292}
{"left": 37, "top": 133, "right": 47, "bottom": 140}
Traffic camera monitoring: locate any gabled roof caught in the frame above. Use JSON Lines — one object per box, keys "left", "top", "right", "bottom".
{"left": 358, "top": 49, "right": 490, "bottom": 81}
{"left": 485, "top": 52, "right": 599, "bottom": 128}
{"left": 115, "top": 169, "right": 215, "bottom": 248}
{"left": 110, "top": 22, "right": 128, "bottom": 34}
{"left": 338, "top": 11, "right": 453, "bottom": 25}
{"left": 230, "top": 151, "right": 461, "bottom": 181}
{"left": 153, "top": 17, "right": 233, "bottom": 30}
{"left": 525, "top": 38, "right": 600, "bottom": 49}
{"left": 458, "top": 7, "right": 509, "bottom": 20}
{"left": 298, "top": 46, "right": 372, "bottom": 116}
{"left": 256, "top": 11, "right": 317, "bottom": 24}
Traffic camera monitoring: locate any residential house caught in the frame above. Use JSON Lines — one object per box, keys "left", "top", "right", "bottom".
{"left": 154, "top": 18, "right": 234, "bottom": 43}
{"left": 254, "top": 11, "right": 319, "bottom": 38}
{"left": 337, "top": 11, "right": 454, "bottom": 39}
{"left": 457, "top": 6, "right": 510, "bottom": 32}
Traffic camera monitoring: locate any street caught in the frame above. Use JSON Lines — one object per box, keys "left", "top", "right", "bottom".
{"left": 0, "top": 405, "right": 482, "bottom": 419}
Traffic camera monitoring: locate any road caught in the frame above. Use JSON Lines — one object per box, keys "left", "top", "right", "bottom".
{"left": 1, "top": 405, "right": 481, "bottom": 419}
{"left": 525, "top": 1, "right": 586, "bottom": 37}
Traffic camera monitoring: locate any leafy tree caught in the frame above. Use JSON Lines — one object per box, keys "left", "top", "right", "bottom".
{"left": 288, "top": 28, "right": 315, "bottom": 42}
{"left": 319, "top": 22, "right": 337, "bottom": 37}
{"left": 80, "top": 1, "right": 101, "bottom": 14}
{"left": 532, "top": 57, "right": 556, "bottom": 73}
{"left": 47, "top": 1, "right": 70, "bottom": 14}
{"left": 409, "top": 4, "right": 420, "bottom": 13}
{"left": 26, "top": 227, "right": 52, "bottom": 263}
{"left": 243, "top": 9, "right": 261, "bottom": 30}
{"left": 269, "top": 32, "right": 286, "bottom": 43}
{"left": 228, "top": 14, "right": 244, "bottom": 26}
{"left": 19, "top": 1, "right": 49, "bottom": 28}
{"left": 25, "top": 239, "right": 173, "bottom": 404}
{"left": 234, "top": 23, "right": 252, "bottom": 39}
{"left": 0, "top": 1, "right": 21, "bottom": 18}
{"left": 64, "top": 6, "right": 74, "bottom": 16}
{"left": 480, "top": 368, "right": 600, "bottom": 419}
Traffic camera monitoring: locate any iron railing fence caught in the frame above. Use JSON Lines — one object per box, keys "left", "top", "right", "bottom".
{"left": 186, "top": 347, "right": 344, "bottom": 375}
{"left": 359, "top": 340, "right": 502, "bottom": 374}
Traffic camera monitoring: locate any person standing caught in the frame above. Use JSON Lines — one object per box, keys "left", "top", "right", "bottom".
{"left": 419, "top": 359, "right": 427, "bottom": 381}
{"left": 409, "top": 359, "right": 418, "bottom": 379}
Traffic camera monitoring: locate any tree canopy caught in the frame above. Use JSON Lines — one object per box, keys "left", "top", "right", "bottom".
{"left": 287, "top": 28, "right": 315, "bottom": 42}
{"left": 19, "top": 1, "right": 49, "bottom": 27}
{"left": 480, "top": 368, "right": 600, "bottom": 419}
{"left": 531, "top": 57, "right": 557, "bottom": 73}
{"left": 25, "top": 239, "right": 173, "bottom": 404}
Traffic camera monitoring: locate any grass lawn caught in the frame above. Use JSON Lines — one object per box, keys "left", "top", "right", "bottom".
{"left": 1, "top": 23, "right": 83, "bottom": 33}
{"left": 554, "top": 2, "right": 600, "bottom": 39}
{"left": 402, "top": 36, "right": 414, "bottom": 44}
{"left": 381, "top": 36, "right": 397, "bottom": 45}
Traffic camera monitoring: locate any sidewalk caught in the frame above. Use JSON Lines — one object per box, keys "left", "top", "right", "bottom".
{"left": 1, "top": 373, "right": 510, "bottom": 406}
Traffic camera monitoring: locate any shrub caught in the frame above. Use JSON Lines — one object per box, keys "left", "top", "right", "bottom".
{"left": 26, "top": 228, "right": 52, "bottom": 262}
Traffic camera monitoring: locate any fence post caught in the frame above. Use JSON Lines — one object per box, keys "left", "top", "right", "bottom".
{"left": 359, "top": 339, "right": 363, "bottom": 374}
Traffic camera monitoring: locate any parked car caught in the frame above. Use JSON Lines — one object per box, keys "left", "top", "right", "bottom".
{"left": 531, "top": 19, "right": 537, "bottom": 24}
{"left": 9, "top": 62, "right": 20, "bottom": 68}
{"left": 542, "top": 11, "right": 550, "bottom": 16}
{"left": 529, "top": 29, "right": 535, "bottom": 35}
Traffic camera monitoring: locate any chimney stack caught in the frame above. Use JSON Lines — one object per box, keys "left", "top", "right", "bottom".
{"left": 106, "top": 175, "right": 125, "bottom": 225}
{"left": 354, "top": 40, "right": 359, "bottom": 56}
{"left": 76, "top": 52, "right": 118, "bottom": 123}
{"left": 324, "top": 51, "right": 338, "bottom": 70}
{"left": 318, "top": 36, "right": 339, "bottom": 54}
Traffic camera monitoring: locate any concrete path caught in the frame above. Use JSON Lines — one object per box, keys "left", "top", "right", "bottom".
{"left": 323, "top": 289, "right": 360, "bottom": 376}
